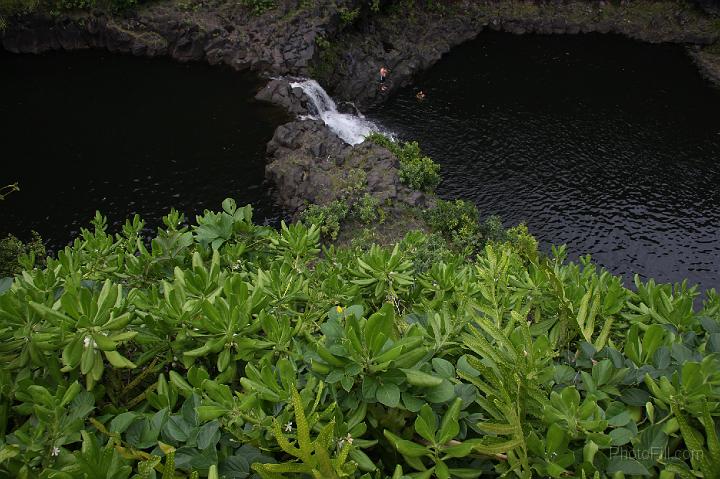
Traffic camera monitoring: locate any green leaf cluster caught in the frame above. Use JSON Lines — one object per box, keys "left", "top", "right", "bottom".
{"left": 365, "top": 133, "right": 440, "bottom": 193}
{"left": 0, "top": 198, "right": 718, "bottom": 478}
{"left": 424, "top": 200, "right": 507, "bottom": 252}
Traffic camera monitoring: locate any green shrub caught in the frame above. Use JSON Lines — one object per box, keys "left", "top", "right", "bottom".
{"left": 425, "top": 199, "right": 511, "bottom": 254}
{"left": 364, "top": 131, "right": 395, "bottom": 150}
{"left": 310, "top": 35, "right": 342, "bottom": 84}
{"left": 0, "top": 198, "right": 718, "bottom": 478}
{"left": 0, "top": 231, "right": 45, "bottom": 277}
{"left": 299, "top": 199, "right": 350, "bottom": 240}
{"left": 0, "top": 0, "right": 38, "bottom": 18}
{"left": 339, "top": 168, "right": 368, "bottom": 200}
{"left": 706, "top": 41, "right": 720, "bottom": 54}
{"left": 399, "top": 229, "right": 453, "bottom": 273}
{"left": 505, "top": 222, "right": 539, "bottom": 260}
{"left": 240, "top": 0, "right": 275, "bottom": 14}
{"left": 338, "top": 6, "right": 360, "bottom": 26}
{"left": 54, "top": 0, "right": 96, "bottom": 10}
{"left": 398, "top": 150, "right": 440, "bottom": 192}
{"left": 425, "top": 198, "right": 480, "bottom": 246}
{"left": 353, "top": 192, "right": 385, "bottom": 225}
{"left": 300, "top": 193, "right": 384, "bottom": 240}
{"left": 0, "top": 0, "right": 141, "bottom": 16}
{"left": 366, "top": 133, "right": 441, "bottom": 192}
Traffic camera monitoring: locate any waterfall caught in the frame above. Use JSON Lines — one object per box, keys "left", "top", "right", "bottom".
{"left": 289, "top": 79, "right": 382, "bottom": 145}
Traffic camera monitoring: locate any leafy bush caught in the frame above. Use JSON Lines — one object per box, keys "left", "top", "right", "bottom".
{"left": 0, "top": 0, "right": 38, "bottom": 19}
{"left": 0, "top": 198, "right": 719, "bottom": 478}
{"left": 53, "top": 0, "right": 96, "bottom": 10}
{"left": 0, "top": 231, "right": 45, "bottom": 278}
{"left": 338, "top": 6, "right": 360, "bottom": 26}
{"left": 425, "top": 199, "right": 480, "bottom": 245}
{"left": 398, "top": 151, "right": 441, "bottom": 192}
{"left": 399, "top": 230, "right": 454, "bottom": 273}
{"left": 425, "top": 199, "right": 508, "bottom": 253}
{"left": 299, "top": 199, "right": 350, "bottom": 240}
{"left": 366, "top": 133, "right": 441, "bottom": 192}
{"left": 505, "top": 223, "right": 539, "bottom": 260}
{"left": 353, "top": 193, "right": 385, "bottom": 225}
{"left": 0, "top": 0, "right": 140, "bottom": 18}
{"left": 299, "top": 193, "right": 384, "bottom": 241}
{"left": 240, "top": 0, "right": 275, "bottom": 15}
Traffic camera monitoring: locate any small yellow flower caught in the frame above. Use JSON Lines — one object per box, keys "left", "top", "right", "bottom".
{"left": 336, "top": 306, "right": 343, "bottom": 314}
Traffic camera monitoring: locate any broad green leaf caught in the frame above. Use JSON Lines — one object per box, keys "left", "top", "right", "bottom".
{"left": 377, "top": 382, "right": 400, "bottom": 408}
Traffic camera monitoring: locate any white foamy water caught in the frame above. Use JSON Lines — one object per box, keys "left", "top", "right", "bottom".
{"left": 289, "top": 78, "right": 381, "bottom": 145}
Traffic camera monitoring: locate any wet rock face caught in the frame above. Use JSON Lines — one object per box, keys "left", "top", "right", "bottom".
{"left": 689, "top": 48, "right": 720, "bottom": 86}
{"left": 254, "top": 79, "right": 311, "bottom": 115}
{"left": 265, "top": 119, "right": 425, "bottom": 213}
{"left": 323, "top": 0, "right": 720, "bottom": 109}
{"left": 0, "top": 0, "right": 362, "bottom": 76}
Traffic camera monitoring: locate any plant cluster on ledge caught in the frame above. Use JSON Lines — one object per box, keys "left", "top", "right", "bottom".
{"left": 366, "top": 133, "right": 441, "bottom": 193}
{"left": 0, "top": 198, "right": 719, "bottom": 478}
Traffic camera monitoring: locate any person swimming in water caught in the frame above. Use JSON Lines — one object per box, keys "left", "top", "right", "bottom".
{"left": 379, "top": 66, "right": 389, "bottom": 83}
{"left": 416, "top": 90, "right": 426, "bottom": 100}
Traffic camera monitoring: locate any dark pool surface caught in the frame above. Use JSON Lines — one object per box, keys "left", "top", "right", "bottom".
{"left": 372, "top": 32, "right": 720, "bottom": 289}
{"left": 0, "top": 50, "right": 289, "bottom": 251}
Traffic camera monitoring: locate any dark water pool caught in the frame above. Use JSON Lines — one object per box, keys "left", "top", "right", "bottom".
{"left": 372, "top": 32, "right": 720, "bottom": 289}
{"left": 0, "top": 50, "right": 289, "bottom": 250}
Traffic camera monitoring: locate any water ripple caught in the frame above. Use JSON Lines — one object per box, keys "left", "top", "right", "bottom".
{"left": 373, "top": 32, "right": 720, "bottom": 289}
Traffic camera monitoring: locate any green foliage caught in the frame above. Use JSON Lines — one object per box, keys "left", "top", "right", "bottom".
{"left": 239, "top": 0, "right": 275, "bottom": 15}
{"left": 425, "top": 199, "right": 480, "bottom": 247}
{"left": 351, "top": 244, "right": 414, "bottom": 304}
{"left": 338, "top": 6, "right": 360, "bottom": 27}
{"left": 0, "top": 198, "right": 719, "bottom": 478}
{"left": 0, "top": 0, "right": 36, "bottom": 20}
{"left": 252, "top": 386, "right": 357, "bottom": 478}
{"left": 53, "top": 0, "right": 96, "bottom": 10}
{"left": 0, "top": 231, "right": 45, "bottom": 278}
{"left": 399, "top": 152, "right": 441, "bottom": 192}
{"left": 298, "top": 192, "right": 384, "bottom": 241}
{"left": 366, "top": 133, "right": 441, "bottom": 192}
{"left": 0, "top": 0, "right": 139, "bottom": 19}
{"left": 353, "top": 193, "right": 385, "bottom": 225}
{"left": 310, "top": 35, "right": 342, "bottom": 84}
{"left": 425, "top": 199, "right": 507, "bottom": 252}
{"left": 194, "top": 198, "right": 254, "bottom": 250}
{"left": 299, "top": 199, "right": 350, "bottom": 241}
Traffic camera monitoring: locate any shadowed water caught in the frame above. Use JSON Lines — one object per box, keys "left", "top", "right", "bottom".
{"left": 0, "top": 50, "right": 289, "bottom": 251}
{"left": 372, "top": 32, "right": 720, "bottom": 289}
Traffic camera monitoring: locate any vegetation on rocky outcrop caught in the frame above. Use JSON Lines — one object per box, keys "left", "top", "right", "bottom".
{"left": 365, "top": 134, "right": 440, "bottom": 194}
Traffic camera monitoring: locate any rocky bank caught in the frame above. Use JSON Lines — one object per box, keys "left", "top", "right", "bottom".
{"left": 3, "top": 0, "right": 720, "bottom": 217}
{"left": 319, "top": 0, "right": 720, "bottom": 108}
{"left": 1, "top": 0, "right": 355, "bottom": 75}
{"left": 689, "top": 48, "right": 720, "bottom": 85}
{"left": 256, "top": 79, "right": 426, "bottom": 214}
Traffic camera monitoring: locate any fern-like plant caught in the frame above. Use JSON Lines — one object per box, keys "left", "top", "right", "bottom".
{"left": 252, "top": 386, "right": 357, "bottom": 478}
